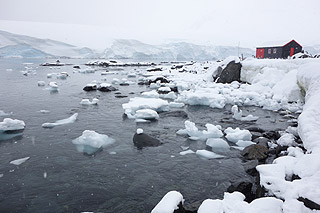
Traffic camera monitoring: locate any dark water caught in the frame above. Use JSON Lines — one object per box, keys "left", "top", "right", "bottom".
{"left": 0, "top": 59, "right": 290, "bottom": 212}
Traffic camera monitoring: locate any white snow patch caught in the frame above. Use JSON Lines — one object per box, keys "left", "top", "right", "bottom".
{"left": 151, "top": 191, "right": 184, "bottom": 213}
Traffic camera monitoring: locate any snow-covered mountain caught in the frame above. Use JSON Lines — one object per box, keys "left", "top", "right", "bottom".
{"left": 102, "top": 39, "right": 255, "bottom": 61}
{"left": 304, "top": 44, "right": 320, "bottom": 55}
{"left": 0, "top": 30, "right": 97, "bottom": 58}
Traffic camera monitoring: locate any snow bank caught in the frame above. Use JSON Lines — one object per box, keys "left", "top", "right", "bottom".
{"left": 151, "top": 191, "right": 184, "bottom": 213}
{"left": 42, "top": 113, "right": 78, "bottom": 128}
{"left": 0, "top": 118, "right": 25, "bottom": 131}
{"left": 72, "top": 130, "right": 115, "bottom": 155}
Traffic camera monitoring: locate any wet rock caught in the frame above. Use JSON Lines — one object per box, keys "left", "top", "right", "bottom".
{"left": 148, "top": 77, "right": 170, "bottom": 85}
{"left": 115, "top": 95, "right": 128, "bottom": 98}
{"left": 133, "top": 133, "right": 162, "bottom": 149}
{"left": 73, "top": 65, "right": 80, "bottom": 69}
{"left": 253, "top": 137, "right": 269, "bottom": 147}
{"left": 147, "top": 67, "right": 162, "bottom": 72}
{"left": 275, "top": 145, "right": 288, "bottom": 157}
{"left": 247, "top": 127, "right": 265, "bottom": 133}
{"left": 298, "top": 197, "right": 320, "bottom": 210}
{"left": 159, "top": 110, "right": 188, "bottom": 119}
{"left": 214, "top": 61, "right": 242, "bottom": 83}
{"left": 227, "top": 181, "right": 254, "bottom": 202}
{"left": 83, "top": 85, "right": 97, "bottom": 91}
{"left": 251, "top": 132, "right": 263, "bottom": 140}
{"left": 119, "top": 83, "right": 130, "bottom": 86}
{"left": 263, "top": 130, "right": 281, "bottom": 140}
{"left": 114, "top": 92, "right": 121, "bottom": 94}
{"left": 241, "top": 144, "right": 269, "bottom": 161}
{"left": 242, "top": 160, "right": 259, "bottom": 176}
{"left": 98, "top": 85, "right": 118, "bottom": 92}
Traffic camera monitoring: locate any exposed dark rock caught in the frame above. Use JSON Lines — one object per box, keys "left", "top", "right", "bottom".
{"left": 83, "top": 85, "right": 97, "bottom": 91}
{"left": 247, "top": 127, "right": 265, "bottom": 133}
{"left": 251, "top": 132, "right": 263, "bottom": 141}
{"left": 263, "top": 130, "right": 281, "bottom": 140}
{"left": 119, "top": 83, "right": 130, "bottom": 86}
{"left": 73, "top": 65, "right": 80, "bottom": 69}
{"left": 114, "top": 92, "right": 121, "bottom": 94}
{"left": 115, "top": 95, "right": 128, "bottom": 98}
{"left": 214, "top": 61, "right": 242, "bottom": 83}
{"left": 227, "top": 181, "right": 254, "bottom": 202}
{"left": 298, "top": 197, "right": 320, "bottom": 210}
{"left": 133, "top": 133, "right": 162, "bottom": 149}
{"left": 275, "top": 145, "right": 288, "bottom": 157}
{"left": 148, "top": 77, "right": 170, "bottom": 85}
{"left": 253, "top": 137, "right": 269, "bottom": 147}
{"left": 242, "top": 160, "right": 259, "bottom": 176}
{"left": 159, "top": 110, "right": 188, "bottom": 119}
{"left": 241, "top": 144, "right": 269, "bottom": 161}
{"left": 98, "top": 85, "right": 118, "bottom": 92}
{"left": 171, "top": 86, "right": 178, "bottom": 93}
{"left": 147, "top": 67, "right": 162, "bottom": 72}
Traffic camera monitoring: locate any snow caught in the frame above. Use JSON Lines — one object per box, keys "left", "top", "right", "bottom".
{"left": 168, "top": 102, "right": 185, "bottom": 108}
{"left": 206, "top": 138, "right": 230, "bottom": 152}
{"left": 231, "top": 105, "right": 258, "bottom": 121}
{"left": 80, "top": 98, "right": 99, "bottom": 105}
{"left": 277, "top": 133, "right": 295, "bottom": 146}
{"left": 136, "top": 128, "right": 143, "bottom": 134}
{"left": 0, "top": 118, "right": 25, "bottom": 131}
{"left": 134, "top": 109, "right": 159, "bottom": 120}
{"left": 224, "top": 127, "right": 252, "bottom": 143}
{"left": 10, "top": 157, "right": 30, "bottom": 165}
{"left": 151, "top": 191, "right": 184, "bottom": 213}
{"left": 196, "top": 150, "right": 225, "bottom": 159}
{"left": 42, "top": 113, "right": 78, "bottom": 128}
{"left": 72, "top": 130, "right": 115, "bottom": 155}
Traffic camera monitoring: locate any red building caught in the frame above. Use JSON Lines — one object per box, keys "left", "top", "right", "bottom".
{"left": 256, "top": 40, "right": 302, "bottom": 59}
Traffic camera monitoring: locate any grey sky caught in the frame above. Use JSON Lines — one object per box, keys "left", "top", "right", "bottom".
{"left": 0, "top": 0, "right": 319, "bottom": 49}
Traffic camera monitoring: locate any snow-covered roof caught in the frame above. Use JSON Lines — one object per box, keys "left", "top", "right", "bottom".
{"left": 257, "top": 40, "right": 302, "bottom": 48}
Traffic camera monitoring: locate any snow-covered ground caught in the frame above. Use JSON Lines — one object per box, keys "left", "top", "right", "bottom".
{"left": 114, "top": 57, "right": 320, "bottom": 212}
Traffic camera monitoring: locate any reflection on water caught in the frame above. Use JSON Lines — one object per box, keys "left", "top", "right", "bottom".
{"left": 0, "top": 59, "right": 291, "bottom": 212}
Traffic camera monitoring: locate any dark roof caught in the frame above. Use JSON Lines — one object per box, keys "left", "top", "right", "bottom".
{"left": 256, "top": 40, "right": 302, "bottom": 48}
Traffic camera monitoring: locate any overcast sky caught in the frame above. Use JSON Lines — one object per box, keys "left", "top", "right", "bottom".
{"left": 0, "top": 0, "right": 319, "bottom": 50}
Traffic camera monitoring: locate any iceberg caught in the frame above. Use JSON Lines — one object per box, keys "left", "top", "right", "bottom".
{"left": 0, "top": 118, "right": 25, "bottom": 131}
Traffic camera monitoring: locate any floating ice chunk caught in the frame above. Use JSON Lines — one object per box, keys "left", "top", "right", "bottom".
{"left": 42, "top": 113, "right": 78, "bottom": 128}
{"left": 161, "top": 92, "right": 177, "bottom": 100}
{"left": 202, "top": 124, "right": 223, "bottom": 138}
{"left": 80, "top": 98, "right": 99, "bottom": 105}
{"left": 72, "top": 130, "right": 115, "bottom": 155}
{"left": 134, "top": 109, "right": 159, "bottom": 120}
{"left": 231, "top": 105, "right": 258, "bottom": 121}
{"left": 179, "top": 150, "right": 195, "bottom": 155}
{"left": 141, "top": 90, "right": 160, "bottom": 98}
{"left": 236, "top": 140, "right": 255, "bottom": 147}
{"left": 56, "top": 72, "right": 68, "bottom": 79}
{"left": 127, "top": 73, "right": 136, "bottom": 78}
{"left": 196, "top": 150, "right": 225, "bottom": 159}
{"left": 206, "top": 138, "right": 230, "bottom": 152}
{"left": 122, "top": 97, "right": 169, "bottom": 118}
{"left": 277, "top": 133, "right": 295, "bottom": 146}
{"left": 47, "top": 73, "right": 54, "bottom": 78}
{"left": 37, "top": 81, "right": 46, "bottom": 86}
{"left": 0, "top": 118, "right": 25, "bottom": 131}
{"left": 112, "top": 78, "right": 120, "bottom": 85}
{"left": 150, "top": 82, "right": 161, "bottom": 89}
{"left": 49, "top": 82, "right": 58, "bottom": 91}
{"left": 151, "top": 191, "right": 184, "bottom": 213}
{"left": 158, "top": 87, "right": 171, "bottom": 93}
{"left": 0, "top": 110, "right": 12, "bottom": 117}
{"left": 135, "top": 119, "right": 151, "bottom": 123}
{"left": 10, "top": 157, "right": 30, "bottom": 165}
{"left": 225, "top": 127, "right": 252, "bottom": 143}
{"left": 39, "top": 110, "right": 50, "bottom": 114}
{"left": 169, "top": 102, "right": 185, "bottom": 108}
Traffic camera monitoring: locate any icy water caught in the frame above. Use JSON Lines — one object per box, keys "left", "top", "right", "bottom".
{"left": 0, "top": 59, "right": 291, "bottom": 212}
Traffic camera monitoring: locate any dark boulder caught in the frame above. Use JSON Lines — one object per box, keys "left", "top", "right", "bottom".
{"left": 83, "top": 85, "right": 97, "bottom": 91}
{"left": 148, "top": 77, "right": 170, "bottom": 85}
{"left": 253, "top": 137, "right": 269, "bottom": 147}
{"left": 98, "top": 85, "right": 118, "bottom": 92}
{"left": 242, "top": 160, "right": 259, "bottom": 176}
{"left": 227, "top": 181, "right": 254, "bottom": 202}
{"left": 298, "top": 197, "right": 320, "bottom": 210}
{"left": 214, "top": 61, "right": 242, "bottom": 83}
{"left": 73, "top": 65, "right": 81, "bottom": 69}
{"left": 263, "top": 130, "right": 281, "bottom": 140}
{"left": 133, "top": 133, "right": 162, "bottom": 149}
{"left": 241, "top": 144, "right": 269, "bottom": 161}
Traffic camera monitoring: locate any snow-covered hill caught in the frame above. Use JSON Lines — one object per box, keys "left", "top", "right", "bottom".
{"left": 0, "top": 30, "right": 97, "bottom": 58}
{"left": 304, "top": 44, "right": 320, "bottom": 55}
{"left": 103, "top": 39, "right": 255, "bottom": 61}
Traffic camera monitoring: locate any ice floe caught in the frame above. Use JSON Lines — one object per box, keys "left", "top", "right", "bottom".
{"left": 10, "top": 157, "right": 30, "bottom": 165}
{"left": 0, "top": 118, "right": 25, "bottom": 131}
{"left": 80, "top": 98, "right": 99, "bottom": 105}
